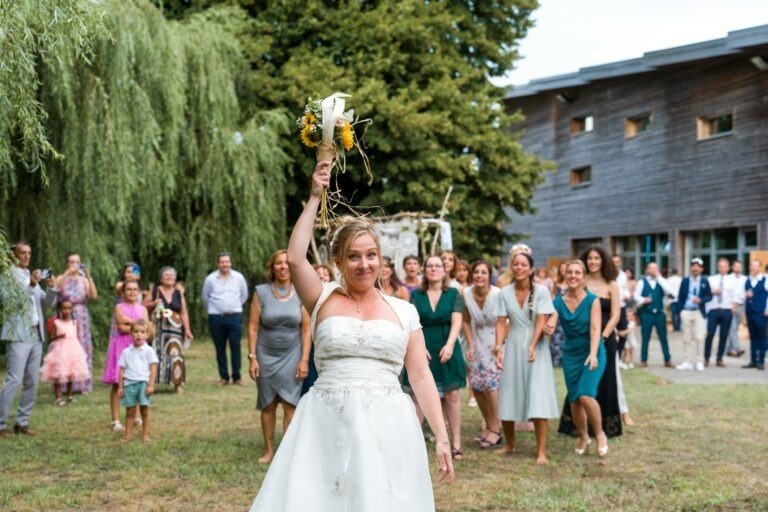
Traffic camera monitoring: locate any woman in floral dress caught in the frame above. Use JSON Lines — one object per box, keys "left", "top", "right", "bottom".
{"left": 55, "top": 252, "right": 98, "bottom": 393}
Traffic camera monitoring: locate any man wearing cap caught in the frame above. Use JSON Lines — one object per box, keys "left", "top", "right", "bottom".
{"left": 743, "top": 260, "right": 767, "bottom": 370}
{"left": 674, "top": 258, "right": 712, "bottom": 371}
{"left": 704, "top": 257, "right": 739, "bottom": 367}
{"left": 634, "top": 261, "right": 676, "bottom": 368}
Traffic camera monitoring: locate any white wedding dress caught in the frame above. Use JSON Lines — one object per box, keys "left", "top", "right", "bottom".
{"left": 250, "top": 283, "right": 435, "bottom": 512}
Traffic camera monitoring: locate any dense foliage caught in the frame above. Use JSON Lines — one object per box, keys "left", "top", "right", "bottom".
{"left": 1, "top": 0, "right": 546, "bottom": 338}
{"left": 161, "top": 0, "right": 548, "bottom": 261}
{"left": 1, "top": 0, "right": 289, "bottom": 339}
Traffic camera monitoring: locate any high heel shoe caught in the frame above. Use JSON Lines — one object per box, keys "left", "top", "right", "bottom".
{"left": 574, "top": 436, "right": 592, "bottom": 455}
{"left": 597, "top": 433, "right": 609, "bottom": 457}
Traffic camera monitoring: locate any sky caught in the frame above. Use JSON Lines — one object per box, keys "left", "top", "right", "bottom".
{"left": 503, "top": 0, "right": 768, "bottom": 86}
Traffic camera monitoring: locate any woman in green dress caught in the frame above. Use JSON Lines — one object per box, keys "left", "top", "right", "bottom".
{"left": 545, "top": 260, "right": 609, "bottom": 458}
{"left": 405, "top": 255, "right": 466, "bottom": 460}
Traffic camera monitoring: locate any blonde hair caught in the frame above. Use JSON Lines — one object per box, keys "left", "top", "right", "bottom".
{"left": 265, "top": 249, "right": 289, "bottom": 283}
{"left": 329, "top": 217, "right": 381, "bottom": 284}
{"left": 566, "top": 259, "right": 587, "bottom": 277}
{"left": 131, "top": 319, "right": 156, "bottom": 339}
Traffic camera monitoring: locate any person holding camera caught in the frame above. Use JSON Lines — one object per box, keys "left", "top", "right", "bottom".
{"left": 55, "top": 252, "right": 98, "bottom": 393}
{"left": 0, "top": 241, "right": 59, "bottom": 436}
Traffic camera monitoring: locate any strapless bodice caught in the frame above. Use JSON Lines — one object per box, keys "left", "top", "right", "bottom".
{"left": 313, "top": 316, "right": 407, "bottom": 387}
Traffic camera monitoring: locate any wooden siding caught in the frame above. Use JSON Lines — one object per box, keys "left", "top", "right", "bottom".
{"left": 504, "top": 47, "right": 768, "bottom": 262}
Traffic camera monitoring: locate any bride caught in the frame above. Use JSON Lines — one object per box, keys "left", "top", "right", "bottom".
{"left": 249, "top": 161, "right": 454, "bottom": 511}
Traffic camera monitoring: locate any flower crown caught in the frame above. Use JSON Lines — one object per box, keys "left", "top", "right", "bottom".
{"left": 509, "top": 243, "right": 532, "bottom": 257}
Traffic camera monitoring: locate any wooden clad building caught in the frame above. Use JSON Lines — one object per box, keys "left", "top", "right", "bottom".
{"left": 504, "top": 25, "right": 768, "bottom": 275}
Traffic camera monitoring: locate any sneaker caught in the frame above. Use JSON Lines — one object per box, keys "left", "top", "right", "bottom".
{"left": 619, "top": 362, "right": 629, "bottom": 370}
{"left": 111, "top": 421, "right": 124, "bottom": 431}
{"left": 676, "top": 361, "right": 694, "bottom": 371}
{"left": 694, "top": 361, "right": 705, "bottom": 371}
{"left": 468, "top": 397, "right": 478, "bottom": 408}
{"left": 628, "top": 363, "right": 635, "bottom": 369}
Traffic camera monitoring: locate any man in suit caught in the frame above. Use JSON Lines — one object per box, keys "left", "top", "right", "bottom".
{"left": 674, "top": 258, "right": 713, "bottom": 371}
{"left": 0, "top": 241, "right": 58, "bottom": 436}
{"left": 704, "top": 257, "right": 739, "bottom": 367}
{"left": 634, "top": 262, "right": 675, "bottom": 368}
{"left": 743, "top": 260, "right": 767, "bottom": 370}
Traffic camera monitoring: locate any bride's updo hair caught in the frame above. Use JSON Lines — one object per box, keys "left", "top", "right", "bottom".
{"left": 329, "top": 216, "right": 382, "bottom": 281}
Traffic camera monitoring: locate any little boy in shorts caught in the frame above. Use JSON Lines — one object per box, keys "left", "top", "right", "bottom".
{"left": 118, "top": 319, "right": 158, "bottom": 442}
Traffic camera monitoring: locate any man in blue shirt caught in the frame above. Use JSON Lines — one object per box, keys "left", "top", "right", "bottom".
{"left": 674, "top": 258, "right": 712, "bottom": 371}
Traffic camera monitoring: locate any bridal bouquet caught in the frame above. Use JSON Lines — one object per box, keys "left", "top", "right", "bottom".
{"left": 297, "top": 92, "right": 371, "bottom": 228}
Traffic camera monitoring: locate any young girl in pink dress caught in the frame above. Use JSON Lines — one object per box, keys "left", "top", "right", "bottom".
{"left": 40, "top": 300, "right": 90, "bottom": 406}
{"left": 102, "top": 280, "right": 148, "bottom": 431}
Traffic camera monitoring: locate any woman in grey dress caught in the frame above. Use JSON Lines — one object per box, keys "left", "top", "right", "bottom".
{"left": 248, "top": 250, "right": 311, "bottom": 464}
{"left": 494, "top": 252, "right": 559, "bottom": 464}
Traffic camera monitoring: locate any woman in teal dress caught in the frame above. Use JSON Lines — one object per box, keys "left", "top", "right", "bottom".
{"left": 546, "top": 260, "right": 609, "bottom": 458}
{"left": 404, "top": 255, "right": 466, "bottom": 460}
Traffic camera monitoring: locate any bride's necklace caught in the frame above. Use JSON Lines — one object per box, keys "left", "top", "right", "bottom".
{"left": 347, "top": 292, "right": 363, "bottom": 313}
{"left": 271, "top": 283, "right": 294, "bottom": 302}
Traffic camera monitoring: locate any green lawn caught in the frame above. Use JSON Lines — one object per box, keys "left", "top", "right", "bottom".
{"left": 1, "top": 340, "right": 766, "bottom": 512}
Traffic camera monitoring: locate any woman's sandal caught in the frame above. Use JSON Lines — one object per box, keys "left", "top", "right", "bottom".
{"left": 54, "top": 398, "right": 66, "bottom": 407}
{"left": 473, "top": 431, "right": 488, "bottom": 444}
{"left": 480, "top": 431, "right": 503, "bottom": 449}
{"left": 451, "top": 447, "right": 464, "bottom": 461}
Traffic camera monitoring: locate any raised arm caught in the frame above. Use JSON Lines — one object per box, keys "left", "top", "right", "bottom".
{"left": 296, "top": 307, "right": 311, "bottom": 380}
{"left": 287, "top": 161, "right": 331, "bottom": 313}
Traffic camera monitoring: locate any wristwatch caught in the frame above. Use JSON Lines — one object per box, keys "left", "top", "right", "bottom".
{"left": 248, "top": 353, "right": 256, "bottom": 360}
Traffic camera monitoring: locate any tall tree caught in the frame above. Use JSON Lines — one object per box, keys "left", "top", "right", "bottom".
{"left": 1, "top": 0, "right": 290, "bottom": 338}
{"left": 157, "top": 0, "right": 547, "bottom": 261}
{"left": 246, "top": 0, "right": 546, "bottom": 260}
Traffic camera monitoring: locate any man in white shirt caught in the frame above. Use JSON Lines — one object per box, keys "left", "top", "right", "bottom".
{"left": 704, "top": 258, "right": 739, "bottom": 367}
{"left": 202, "top": 252, "right": 249, "bottom": 385}
{"left": 634, "top": 262, "right": 676, "bottom": 368}
{"left": 725, "top": 260, "right": 747, "bottom": 357}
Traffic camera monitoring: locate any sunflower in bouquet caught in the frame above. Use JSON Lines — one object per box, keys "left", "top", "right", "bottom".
{"left": 297, "top": 93, "right": 371, "bottom": 228}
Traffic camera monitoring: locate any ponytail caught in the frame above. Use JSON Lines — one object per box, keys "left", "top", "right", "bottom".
{"left": 528, "top": 273, "right": 535, "bottom": 322}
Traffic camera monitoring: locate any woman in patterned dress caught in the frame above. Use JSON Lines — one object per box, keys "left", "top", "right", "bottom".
{"left": 145, "top": 266, "right": 192, "bottom": 393}
{"left": 55, "top": 252, "right": 98, "bottom": 393}
{"left": 462, "top": 260, "right": 502, "bottom": 448}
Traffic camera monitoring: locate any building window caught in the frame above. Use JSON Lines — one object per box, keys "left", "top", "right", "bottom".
{"left": 625, "top": 113, "right": 652, "bottom": 137}
{"left": 615, "top": 233, "right": 670, "bottom": 277}
{"left": 687, "top": 226, "right": 758, "bottom": 274}
{"left": 570, "top": 166, "right": 592, "bottom": 187}
{"left": 697, "top": 113, "right": 733, "bottom": 140}
{"left": 572, "top": 238, "right": 603, "bottom": 258}
{"left": 570, "top": 115, "right": 594, "bottom": 134}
